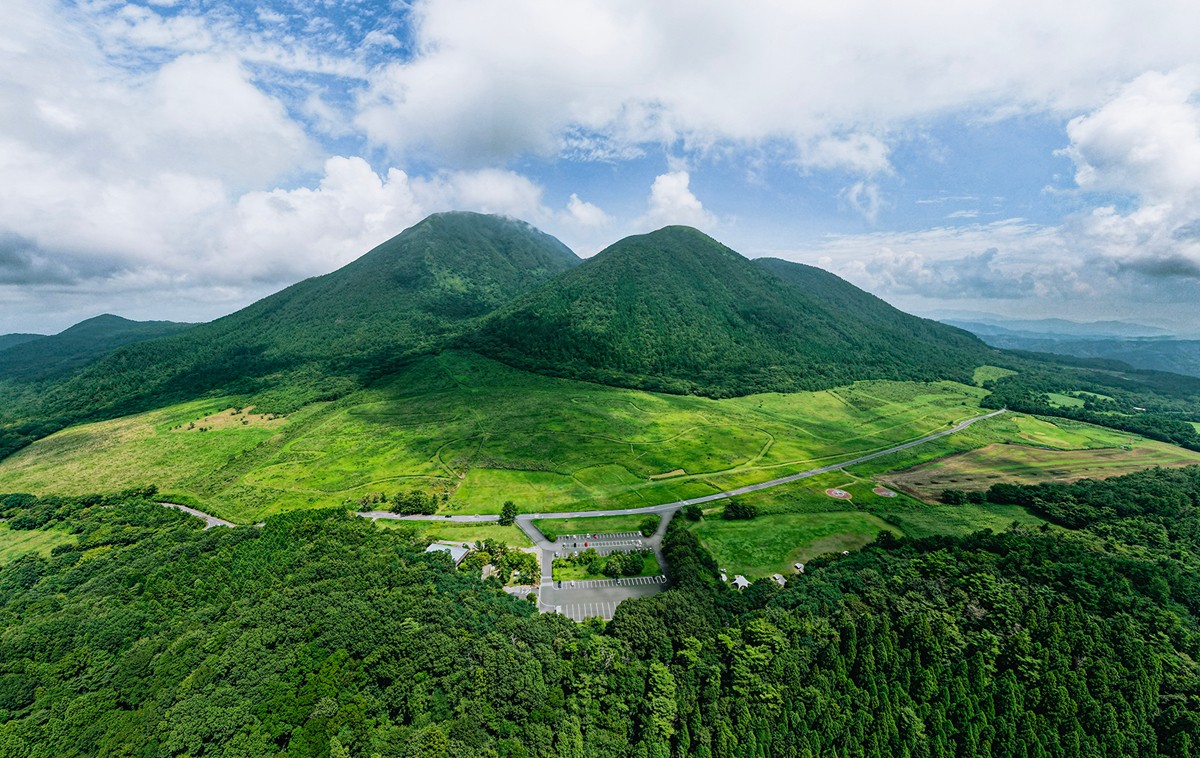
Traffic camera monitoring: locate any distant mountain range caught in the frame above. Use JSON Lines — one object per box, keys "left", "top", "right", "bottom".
{"left": 941, "top": 317, "right": 1200, "bottom": 379}
{"left": 937, "top": 314, "right": 1174, "bottom": 339}
{"left": 0, "top": 315, "right": 192, "bottom": 383}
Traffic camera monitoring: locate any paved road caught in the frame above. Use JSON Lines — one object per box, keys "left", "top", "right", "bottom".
{"left": 159, "top": 502, "right": 234, "bottom": 529}
{"left": 161, "top": 409, "right": 1004, "bottom": 617}
{"left": 519, "top": 409, "right": 1006, "bottom": 520}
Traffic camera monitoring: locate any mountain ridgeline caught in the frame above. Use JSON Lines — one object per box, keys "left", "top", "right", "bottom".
{"left": 3, "top": 214, "right": 579, "bottom": 423}
{"left": 469, "top": 226, "right": 991, "bottom": 396}
{"left": 0, "top": 314, "right": 192, "bottom": 384}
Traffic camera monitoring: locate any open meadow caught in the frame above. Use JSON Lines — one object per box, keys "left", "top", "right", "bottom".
{"left": 0, "top": 351, "right": 989, "bottom": 522}
{"left": 0, "top": 523, "right": 75, "bottom": 564}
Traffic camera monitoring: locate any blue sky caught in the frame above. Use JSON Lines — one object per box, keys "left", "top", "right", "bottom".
{"left": 3, "top": 0, "right": 1200, "bottom": 334}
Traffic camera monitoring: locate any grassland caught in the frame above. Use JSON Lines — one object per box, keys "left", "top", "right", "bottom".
{"left": 691, "top": 512, "right": 898, "bottom": 578}
{"left": 0, "top": 523, "right": 75, "bottom": 563}
{"left": 880, "top": 440, "right": 1200, "bottom": 501}
{"left": 1, "top": 351, "right": 1193, "bottom": 527}
{"left": 0, "top": 351, "right": 991, "bottom": 522}
{"left": 1046, "top": 392, "right": 1086, "bottom": 408}
{"left": 372, "top": 518, "right": 533, "bottom": 548}
{"left": 552, "top": 552, "right": 661, "bottom": 582}
{"left": 973, "top": 365, "right": 1018, "bottom": 386}
{"left": 878, "top": 504, "right": 1047, "bottom": 538}
{"left": 532, "top": 514, "right": 658, "bottom": 541}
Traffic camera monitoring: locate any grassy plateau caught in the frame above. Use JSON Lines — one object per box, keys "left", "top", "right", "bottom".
{"left": 0, "top": 351, "right": 991, "bottom": 522}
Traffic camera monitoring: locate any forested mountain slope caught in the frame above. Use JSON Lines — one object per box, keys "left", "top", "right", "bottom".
{"left": 0, "top": 335, "right": 44, "bottom": 353}
{"left": 0, "top": 464, "right": 1197, "bottom": 756}
{"left": 0, "top": 314, "right": 192, "bottom": 384}
{"left": 0, "top": 213, "right": 580, "bottom": 457}
{"left": 470, "top": 226, "right": 993, "bottom": 396}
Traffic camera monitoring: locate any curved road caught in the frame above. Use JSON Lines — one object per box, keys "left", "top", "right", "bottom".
{"left": 162, "top": 409, "right": 1004, "bottom": 619}
{"left": 167, "top": 409, "right": 1004, "bottom": 528}
{"left": 359, "top": 408, "right": 1005, "bottom": 523}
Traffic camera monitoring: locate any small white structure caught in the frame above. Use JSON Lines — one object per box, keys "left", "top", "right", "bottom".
{"left": 425, "top": 543, "right": 469, "bottom": 566}
{"left": 794, "top": 562, "right": 805, "bottom": 574}
{"left": 720, "top": 572, "right": 728, "bottom": 583}
{"left": 731, "top": 575, "right": 750, "bottom": 590}
{"left": 772, "top": 573, "right": 786, "bottom": 587}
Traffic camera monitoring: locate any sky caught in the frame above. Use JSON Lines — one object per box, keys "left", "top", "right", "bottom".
{"left": 3, "top": 1, "right": 1200, "bottom": 335}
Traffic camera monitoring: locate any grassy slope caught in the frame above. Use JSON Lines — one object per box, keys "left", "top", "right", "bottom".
{"left": 686, "top": 410, "right": 1189, "bottom": 577}
{"left": 691, "top": 512, "right": 898, "bottom": 578}
{"left": 0, "top": 523, "right": 75, "bottom": 563}
{"left": 0, "top": 352, "right": 991, "bottom": 522}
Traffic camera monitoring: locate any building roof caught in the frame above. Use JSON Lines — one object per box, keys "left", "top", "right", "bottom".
{"left": 425, "top": 543, "right": 469, "bottom": 565}
{"left": 772, "top": 573, "right": 786, "bottom": 586}
{"left": 731, "top": 575, "right": 750, "bottom": 589}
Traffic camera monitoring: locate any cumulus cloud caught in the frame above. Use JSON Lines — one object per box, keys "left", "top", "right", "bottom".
{"left": 639, "top": 171, "right": 716, "bottom": 231}
{"left": 353, "top": 0, "right": 1200, "bottom": 166}
{"left": 1060, "top": 69, "right": 1200, "bottom": 280}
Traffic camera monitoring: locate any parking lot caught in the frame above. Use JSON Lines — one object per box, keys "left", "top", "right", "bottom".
{"left": 555, "top": 575, "right": 665, "bottom": 589}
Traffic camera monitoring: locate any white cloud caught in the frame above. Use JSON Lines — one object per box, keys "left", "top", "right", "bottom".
{"left": 1061, "top": 69, "right": 1200, "bottom": 278}
{"left": 841, "top": 181, "right": 884, "bottom": 223}
{"left": 563, "top": 194, "right": 611, "bottom": 229}
{"left": 354, "top": 0, "right": 1200, "bottom": 167}
{"left": 639, "top": 171, "right": 716, "bottom": 230}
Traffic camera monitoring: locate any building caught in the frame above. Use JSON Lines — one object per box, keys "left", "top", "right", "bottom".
{"left": 772, "top": 574, "right": 786, "bottom": 587}
{"left": 731, "top": 575, "right": 750, "bottom": 590}
{"left": 425, "top": 543, "right": 469, "bottom": 566}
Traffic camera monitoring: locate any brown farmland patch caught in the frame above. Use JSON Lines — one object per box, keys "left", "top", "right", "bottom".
{"left": 880, "top": 442, "right": 1200, "bottom": 503}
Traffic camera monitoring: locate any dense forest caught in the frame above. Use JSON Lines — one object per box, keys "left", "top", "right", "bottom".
{"left": 2, "top": 465, "right": 1198, "bottom": 756}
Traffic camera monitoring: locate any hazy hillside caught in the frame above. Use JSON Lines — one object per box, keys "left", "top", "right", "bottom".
{"left": 470, "top": 227, "right": 992, "bottom": 396}
{"left": 0, "top": 334, "right": 44, "bottom": 352}
{"left": 968, "top": 333, "right": 1200, "bottom": 379}
{"left": 0, "top": 314, "right": 192, "bottom": 384}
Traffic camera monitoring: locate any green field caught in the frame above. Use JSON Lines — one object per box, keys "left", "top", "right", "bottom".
{"left": 531, "top": 514, "right": 659, "bottom": 541}
{"left": 973, "top": 365, "right": 1018, "bottom": 386}
{"left": 0, "top": 523, "right": 75, "bottom": 563}
{"left": 878, "top": 503, "right": 1047, "bottom": 538}
{"left": 552, "top": 552, "right": 661, "bottom": 582}
{"left": 881, "top": 438, "right": 1200, "bottom": 501}
{"left": 0, "top": 351, "right": 990, "bottom": 522}
{"left": 691, "top": 512, "right": 899, "bottom": 578}
{"left": 1046, "top": 392, "right": 1086, "bottom": 408}
{"left": 372, "top": 518, "right": 533, "bottom": 548}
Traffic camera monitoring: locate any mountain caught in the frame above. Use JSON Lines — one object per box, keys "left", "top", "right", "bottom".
{"left": 0, "top": 213, "right": 580, "bottom": 457}
{"left": 942, "top": 316, "right": 1173, "bottom": 339}
{"left": 0, "top": 314, "right": 192, "bottom": 384}
{"left": 971, "top": 334, "right": 1200, "bottom": 379}
{"left": 469, "top": 226, "right": 992, "bottom": 396}
{"left": 0, "top": 333, "right": 45, "bottom": 352}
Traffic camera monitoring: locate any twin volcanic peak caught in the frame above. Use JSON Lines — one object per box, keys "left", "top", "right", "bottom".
{"left": 3, "top": 212, "right": 990, "bottom": 454}
{"left": 469, "top": 225, "right": 990, "bottom": 396}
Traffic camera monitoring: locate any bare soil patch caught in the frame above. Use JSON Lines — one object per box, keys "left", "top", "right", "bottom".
{"left": 872, "top": 487, "right": 897, "bottom": 497}
{"left": 649, "top": 468, "right": 686, "bottom": 480}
